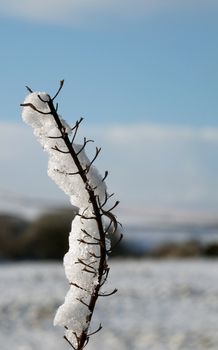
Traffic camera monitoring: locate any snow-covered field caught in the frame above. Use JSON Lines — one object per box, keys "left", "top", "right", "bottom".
{"left": 0, "top": 259, "right": 218, "bottom": 350}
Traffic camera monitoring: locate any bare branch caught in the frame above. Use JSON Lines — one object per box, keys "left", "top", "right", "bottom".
{"left": 102, "top": 210, "right": 118, "bottom": 234}
{"left": 102, "top": 170, "right": 108, "bottom": 182}
{"left": 87, "top": 324, "right": 102, "bottom": 337}
{"left": 85, "top": 147, "right": 101, "bottom": 173}
{"left": 70, "top": 282, "right": 89, "bottom": 293}
{"left": 89, "top": 252, "right": 101, "bottom": 259}
{"left": 81, "top": 229, "right": 100, "bottom": 242}
{"left": 77, "top": 238, "right": 100, "bottom": 246}
{"left": 47, "top": 135, "right": 63, "bottom": 139}
{"left": 51, "top": 145, "right": 70, "bottom": 154}
{"left": 99, "top": 191, "right": 114, "bottom": 208}
{"left": 104, "top": 219, "right": 113, "bottom": 234}
{"left": 100, "top": 267, "right": 110, "bottom": 287}
{"left": 108, "top": 233, "right": 123, "bottom": 254}
{"left": 22, "top": 82, "right": 121, "bottom": 350}
{"left": 73, "top": 332, "right": 80, "bottom": 346}
{"left": 38, "top": 94, "right": 50, "bottom": 103}
{"left": 77, "top": 213, "right": 97, "bottom": 220}
{"left": 71, "top": 117, "right": 84, "bottom": 132}
{"left": 52, "top": 79, "right": 65, "bottom": 101}
{"left": 76, "top": 298, "right": 90, "bottom": 308}
{"left": 20, "top": 102, "right": 51, "bottom": 115}
{"left": 76, "top": 258, "right": 97, "bottom": 273}
{"left": 105, "top": 200, "right": 120, "bottom": 213}
{"left": 54, "top": 168, "right": 86, "bottom": 176}
{"left": 83, "top": 337, "right": 90, "bottom": 348}
{"left": 98, "top": 288, "right": 118, "bottom": 297}
{"left": 64, "top": 336, "right": 77, "bottom": 350}
{"left": 26, "top": 86, "right": 33, "bottom": 93}
{"left": 76, "top": 138, "right": 94, "bottom": 156}
{"left": 83, "top": 267, "right": 97, "bottom": 275}
{"left": 71, "top": 118, "right": 84, "bottom": 143}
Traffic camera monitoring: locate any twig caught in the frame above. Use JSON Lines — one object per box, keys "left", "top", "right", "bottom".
{"left": 21, "top": 81, "right": 122, "bottom": 350}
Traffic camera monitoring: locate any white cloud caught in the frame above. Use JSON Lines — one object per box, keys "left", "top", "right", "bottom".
{"left": 1, "top": 121, "right": 218, "bottom": 220}
{"left": 100, "top": 123, "right": 218, "bottom": 144}
{"left": 0, "top": 0, "right": 216, "bottom": 25}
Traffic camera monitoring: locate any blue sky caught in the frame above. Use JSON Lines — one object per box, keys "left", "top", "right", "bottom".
{"left": 0, "top": 1, "right": 217, "bottom": 126}
{"left": 0, "top": 1, "right": 218, "bottom": 222}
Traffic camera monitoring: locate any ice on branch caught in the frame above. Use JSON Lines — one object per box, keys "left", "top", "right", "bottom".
{"left": 21, "top": 82, "right": 122, "bottom": 350}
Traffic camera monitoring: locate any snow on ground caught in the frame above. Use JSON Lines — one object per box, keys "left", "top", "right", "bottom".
{"left": 0, "top": 259, "right": 218, "bottom": 350}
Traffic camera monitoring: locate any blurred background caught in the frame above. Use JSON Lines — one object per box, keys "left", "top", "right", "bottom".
{"left": 0, "top": 1, "right": 218, "bottom": 349}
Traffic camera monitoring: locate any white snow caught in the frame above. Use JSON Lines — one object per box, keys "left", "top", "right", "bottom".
{"left": 1, "top": 260, "right": 218, "bottom": 350}
{"left": 22, "top": 92, "right": 106, "bottom": 208}
{"left": 21, "top": 92, "right": 109, "bottom": 345}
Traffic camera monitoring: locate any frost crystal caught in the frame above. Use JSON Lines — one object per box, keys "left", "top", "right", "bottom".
{"left": 21, "top": 83, "right": 121, "bottom": 350}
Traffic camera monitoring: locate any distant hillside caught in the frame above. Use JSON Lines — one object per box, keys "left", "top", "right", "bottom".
{"left": 1, "top": 210, "right": 218, "bottom": 260}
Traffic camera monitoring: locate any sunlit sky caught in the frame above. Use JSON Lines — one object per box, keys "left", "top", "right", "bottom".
{"left": 0, "top": 1, "right": 218, "bottom": 222}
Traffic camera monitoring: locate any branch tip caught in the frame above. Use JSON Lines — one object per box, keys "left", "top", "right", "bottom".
{"left": 87, "top": 324, "right": 102, "bottom": 337}
{"left": 52, "top": 79, "right": 65, "bottom": 101}
{"left": 25, "top": 86, "right": 33, "bottom": 93}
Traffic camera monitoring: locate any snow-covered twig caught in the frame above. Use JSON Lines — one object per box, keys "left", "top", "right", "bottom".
{"left": 21, "top": 81, "right": 122, "bottom": 350}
